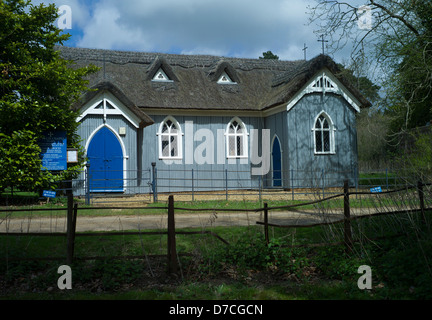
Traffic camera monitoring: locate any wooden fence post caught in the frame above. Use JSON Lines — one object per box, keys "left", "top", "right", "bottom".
{"left": 264, "top": 203, "right": 269, "bottom": 245}
{"left": 151, "top": 162, "right": 157, "bottom": 203}
{"left": 167, "top": 195, "right": 178, "bottom": 274}
{"left": 71, "top": 203, "right": 78, "bottom": 259}
{"left": 66, "top": 188, "right": 75, "bottom": 264}
{"left": 343, "top": 180, "right": 353, "bottom": 254}
{"left": 225, "top": 169, "right": 228, "bottom": 201}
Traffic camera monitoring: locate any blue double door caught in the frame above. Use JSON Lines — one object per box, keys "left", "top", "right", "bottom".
{"left": 87, "top": 127, "right": 124, "bottom": 192}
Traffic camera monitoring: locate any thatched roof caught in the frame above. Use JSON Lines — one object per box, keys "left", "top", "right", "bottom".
{"left": 59, "top": 46, "right": 371, "bottom": 115}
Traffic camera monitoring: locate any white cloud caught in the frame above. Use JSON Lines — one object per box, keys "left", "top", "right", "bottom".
{"left": 41, "top": 0, "right": 337, "bottom": 60}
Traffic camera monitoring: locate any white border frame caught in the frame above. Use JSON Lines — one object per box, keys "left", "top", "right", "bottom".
{"left": 225, "top": 116, "right": 249, "bottom": 159}
{"left": 85, "top": 124, "right": 128, "bottom": 192}
{"left": 152, "top": 67, "right": 174, "bottom": 83}
{"left": 156, "top": 115, "right": 184, "bottom": 160}
{"left": 311, "top": 111, "right": 336, "bottom": 155}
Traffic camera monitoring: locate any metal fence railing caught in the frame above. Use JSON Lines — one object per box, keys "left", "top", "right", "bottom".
{"left": 65, "top": 167, "right": 415, "bottom": 205}
{"left": 0, "top": 167, "right": 414, "bottom": 207}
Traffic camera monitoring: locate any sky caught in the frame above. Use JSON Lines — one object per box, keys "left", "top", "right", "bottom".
{"left": 34, "top": 0, "right": 364, "bottom": 63}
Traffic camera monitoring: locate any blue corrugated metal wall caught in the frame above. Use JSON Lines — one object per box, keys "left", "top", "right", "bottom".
{"left": 286, "top": 92, "right": 358, "bottom": 188}
{"left": 73, "top": 91, "right": 359, "bottom": 196}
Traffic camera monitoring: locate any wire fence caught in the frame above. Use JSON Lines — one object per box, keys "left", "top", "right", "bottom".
{"left": 0, "top": 166, "right": 418, "bottom": 209}
{"left": 1, "top": 180, "right": 430, "bottom": 268}
{"left": 68, "top": 167, "right": 413, "bottom": 205}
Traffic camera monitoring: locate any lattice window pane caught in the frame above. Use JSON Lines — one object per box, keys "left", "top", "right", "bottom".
{"left": 323, "top": 119, "right": 329, "bottom": 129}
{"left": 315, "top": 131, "right": 322, "bottom": 152}
{"left": 237, "top": 136, "right": 242, "bottom": 156}
{"left": 228, "top": 135, "right": 236, "bottom": 156}
{"left": 323, "top": 131, "right": 330, "bottom": 152}
{"left": 161, "top": 136, "right": 169, "bottom": 157}
{"left": 170, "top": 135, "right": 178, "bottom": 157}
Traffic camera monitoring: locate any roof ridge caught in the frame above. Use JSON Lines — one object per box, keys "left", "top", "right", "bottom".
{"left": 56, "top": 45, "right": 304, "bottom": 71}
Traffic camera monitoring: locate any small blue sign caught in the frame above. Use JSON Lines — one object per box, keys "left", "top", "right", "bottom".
{"left": 43, "top": 190, "right": 56, "bottom": 198}
{"left": 370, "top": 186, "right": 382, "bottom": 193}
{"left": 39, "top": 131, "right": 67, "bottom": 171}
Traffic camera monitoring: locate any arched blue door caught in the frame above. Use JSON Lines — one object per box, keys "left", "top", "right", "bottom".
{"left": 272, "top": 136, "right": 282, "bottom": 187}
{"left": 87, "top": 127, "right": 123, "bottom": 192}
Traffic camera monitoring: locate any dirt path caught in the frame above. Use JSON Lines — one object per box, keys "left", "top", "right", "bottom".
{"left": 0, "top": 210, "right": 348, "bottom": 233}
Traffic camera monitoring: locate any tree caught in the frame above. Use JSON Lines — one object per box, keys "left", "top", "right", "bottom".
{"left": 259, "top": 51, "right": 279, "bottom": 60}
{"left": 308, "top": 0, "right": 432, "bottom": 135}
{"left": 0, "top": 0, "right": 97, "bottom": 193}
{"left": 336, "top": 63, "right": 381, "bottom": 106}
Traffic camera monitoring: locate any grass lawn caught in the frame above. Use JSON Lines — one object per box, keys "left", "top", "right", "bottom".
{"left": 2, "top": 209, "right": 432, "bottom": 300}
{"left": 1, "top": 181, "right": 431, "bottom": 300}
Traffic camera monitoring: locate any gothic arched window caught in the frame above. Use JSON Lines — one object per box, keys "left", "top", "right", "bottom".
{"left": 225, "top": 117, "right": 248, "bottom": 158}
{"left": 313, "top": 112, "right": 335, "bottom": 154}
{"left": 158, "top": 116, "right": 182, "bottom": 159}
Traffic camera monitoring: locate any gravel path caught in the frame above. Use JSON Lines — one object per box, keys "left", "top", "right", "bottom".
{"left": 0, "top": 210, "right": 347, "bottom": 233}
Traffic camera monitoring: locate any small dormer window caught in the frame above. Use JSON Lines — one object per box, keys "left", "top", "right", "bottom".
{"left": 152, "top": 68, "right": 172, "bottom": 82}
{"left": 217, "top": 71, "right": 236, "bottom": 84}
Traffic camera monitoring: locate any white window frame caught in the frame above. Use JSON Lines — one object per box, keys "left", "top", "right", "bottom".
{"left": 225, "top": 117, "right": 248, "bottom": 158}
{"left": 157, "top": 116, "right": 183, "bottom": 160}
{"left": 152, "top": 68, "right": 173, "bottom": 82}
{"left": 217, "top": 71, "right": 236, "bottom": 84}
{"left": 312, "top": 111, "right": 336, "bottom": 155}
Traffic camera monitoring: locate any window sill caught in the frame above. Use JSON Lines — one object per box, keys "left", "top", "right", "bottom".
{"left": 226, "top": 156, "right": 248, "bottom": 159}
{"left": 314, "top": 152, "right": 336, "bottom": 155}
{"left": 151, "top": 79, "right": 174, "bottom": 83}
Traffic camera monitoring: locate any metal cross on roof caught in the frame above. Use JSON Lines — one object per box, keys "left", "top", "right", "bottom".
{"left": 302, "top": 43, "right": 308, "bottom": 60}
{"left": 317, "top": 35, "right": 328, "bottom": 55}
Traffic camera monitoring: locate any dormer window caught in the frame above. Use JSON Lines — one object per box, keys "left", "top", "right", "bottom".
{"left": 211, "top": 61, "right": 239, "bottom": 85}
{"left": 217, "top": 71, "right": 236, "bottom": 84}
{"left": 152, "top": 68, "right": 172, "bottom": 82}
{"left": 147, "top": 57, "right": 178, "bottom": 83}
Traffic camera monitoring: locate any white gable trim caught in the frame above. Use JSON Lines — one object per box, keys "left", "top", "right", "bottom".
{"left": 76, "top": 92, "right": 141, "bottom": 128}
{"left": 286, "top": 69, "right": 361, "bottom": 113}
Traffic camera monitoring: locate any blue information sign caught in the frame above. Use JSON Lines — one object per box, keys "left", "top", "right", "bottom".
{"left": 370, "top": 186, "right": 382, "bottom": 193}
{"left": 42, "top": 190, "right": 56, "bottom": 198}
{"left": 39, "top": 131, "right": 67, "bottom": 171}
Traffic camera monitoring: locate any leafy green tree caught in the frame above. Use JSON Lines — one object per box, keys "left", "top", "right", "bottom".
{"left": 336, "top": 63, "right": 381, "bottom": 106}
{"left": 0, "top": 130, "right": 55, "bottom": 195}
{"left": 259, "top": 51, "right": 279, "bottom": 60}
{"left": 0, "top": 0, "right": 97, "bottom": 193}
{"left": 309, "top": 0, "right": 432, "bottom": 133}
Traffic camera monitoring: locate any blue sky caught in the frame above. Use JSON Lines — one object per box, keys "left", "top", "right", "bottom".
{"left": 35, "top": 0, "right": 362, "bottom": 63}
